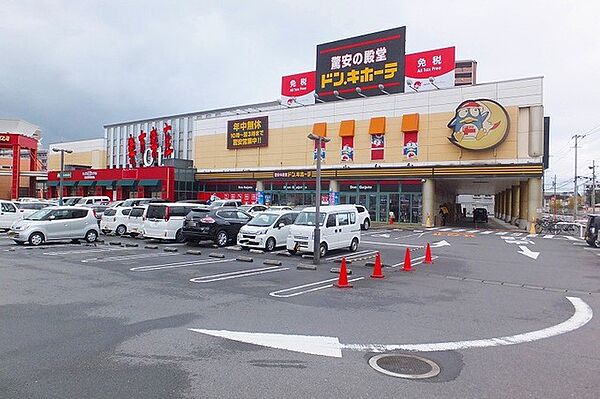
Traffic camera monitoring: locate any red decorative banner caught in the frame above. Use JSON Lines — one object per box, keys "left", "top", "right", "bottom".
{"left": 127, "top": 135, "right": 136, "bottom": 167}
{"left": 370, "top": 134, "right": 385, "bottom": 160}
{"left": 341, "top": 136, "right": 354, "bottom": 162}
{"left": 403, "top": 131, "right": 418, "bottom": 159}
{"left": 163, "top": 123, "right": 173, "bottom": 158}
{"left": 149, "top": 127, "right": 159, "bottom": 160}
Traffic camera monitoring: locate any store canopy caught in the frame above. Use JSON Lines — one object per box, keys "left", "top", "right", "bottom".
{"left": 47, "top": 181, "right": 59, "bottom": 187}
{"left": 62, "top": 181, "right": 77, "bottom": 187}
{"left": 116, "top": 179, "right": 137, "bottom": 187}
{"left": 77, "top": 180, "right": 96, "bottom": 187}
{"left": 96, "top": 180, "right": 115, "bottom": 187}
{"left": 139, "top": 179, "right": 161, "bottom": 187}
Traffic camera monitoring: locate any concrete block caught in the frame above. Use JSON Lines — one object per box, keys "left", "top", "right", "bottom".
{"left": 164, "top": 247, "right": 179, "bottom": 253}
{"left": 209, "top": 252, "right": 225, "bottom": 258}
{"left": 236, "top": 256, "right": 254, "bottom": 262}
{"left": 296, "top": 264, "right": 317, "bottom": 271}
{"left": 263, "top": 259, "right": 282, "bottom": 266}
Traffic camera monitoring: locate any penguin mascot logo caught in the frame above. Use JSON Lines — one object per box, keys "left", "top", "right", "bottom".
{"left": 447, "top": 99, "right": 510, "bottom": 150}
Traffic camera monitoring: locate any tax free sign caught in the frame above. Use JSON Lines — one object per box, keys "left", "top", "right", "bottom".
{"left": 315, "top": 27, "right": 406, "bottom": 101}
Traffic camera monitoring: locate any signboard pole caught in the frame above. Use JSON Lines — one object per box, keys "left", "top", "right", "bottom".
{"left": 314, "top": 136, "right": 322, "bottom": 266}
{"left": 59, "top": 150, "right": 64, "bottom": 206}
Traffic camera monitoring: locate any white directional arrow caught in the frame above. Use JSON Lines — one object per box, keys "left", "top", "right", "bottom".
{"left": 373, "top": 233, "right": 391, "bottom": 238}
{"left": 430, "top": 240, "right": 451, "bottom": 248}
{"left": 189, "top": 297, "right": 592, "bottom": 358}
{"left": 518, "top": 245, "right": 540, "bottom": 260}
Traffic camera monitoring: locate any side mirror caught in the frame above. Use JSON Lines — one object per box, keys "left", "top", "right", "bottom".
{"left": 278, "top": 222, "right": 285, "bottom": 229}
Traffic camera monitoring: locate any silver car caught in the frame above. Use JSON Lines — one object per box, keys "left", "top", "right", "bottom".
{"left": 9, "top": 206, "right": 100, "bottom": 246}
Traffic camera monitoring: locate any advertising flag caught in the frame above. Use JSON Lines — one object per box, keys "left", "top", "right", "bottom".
{"left": 405, "top": 47, "right": 455, "bottom": 92}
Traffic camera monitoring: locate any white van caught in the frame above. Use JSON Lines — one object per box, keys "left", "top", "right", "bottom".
{"left": 237, "top": 210, "right": 299, "bottom": 251}
{"left": 0, "top": 200, "right": 20, "bottom": 231}
{"left": 125, "top": 205, "right": 148, "bottom": 236}
{"left": 144, "top": 202, "right": 202, "bottom": 242}
{"left": 76, "top": 196, "right": 111, "bottom": 206}
{"left": 286, "top": 205, "right": 360, "bottom": 257}
{"left": 100, "top": 206, "right": 132, "bottom": 235}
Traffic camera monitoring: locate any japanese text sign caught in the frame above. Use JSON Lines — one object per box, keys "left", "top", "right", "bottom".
{"left": 405, "top": 47, "right": 455, "bottom": 92}
{"left": 281, "top": 71, "right": 316, "bottom": 106}
{"left": 316, "top": 27, "right": 406, "bottom": 101}
{"left": 227, "top": 116, "right": 269, "bottom": 149}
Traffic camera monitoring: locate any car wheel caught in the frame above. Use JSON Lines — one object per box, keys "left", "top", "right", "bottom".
{"left": 319, "top": 242, "right": 327, "bottom": 258}
{"left": 349, "top": 238, "right": 359, "bottom": 252}
{"left": 265, "top": 237, "right": 276, "bottom": 252}
{"left": 28, "top": 232, "right": 44, "bottom": 246}
{"left": 175, "top": 229, "right": 186, "bottom": 243}
{"left": 216, "top": 230, "right": 229, "bottom": 247}
{"left": 85, "top": 230, "right": 98, "bottom": 243}
{"left": 362, "top": 219, "right": 370, "bottom": 231}
{"left": 587, "top": 238, "right": 599, "bottom": 248}
{"left": 115, "top": 225, "right": 127, "bottom": 236}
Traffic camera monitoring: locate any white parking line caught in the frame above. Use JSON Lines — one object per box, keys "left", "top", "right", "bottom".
{"left": 543, "top": 234, "right": 555, "bottom": 239}
{"left": 269, "top": 277, "right": 366, "bottom": 298}
{"left": 466, "top": 230, "right": 479, "bottom": 233}
{"left": 453, "top": 229, "right": 466, "bottom": 232}
{"left": 82, "top": 252, "right": 177, "bottom": 263}
{"left": 479, "top": 231, "right": 494, "bottom": 235}
{"left": 361, "top": 241, "right": 424, "bottom": 249}
{"left": 495, "top": 232, "right": 509, "bottom": 236}
{"left": 564, "top": 236, "right": 581, "bottom": 241}
{"left": 130, "top": 258, "right": 234, "bottom": 272}
{"left": 438, "top": 228, "right": 454, "bottom": 231}
{"left": 389, "top": 255, "right": 438, "bottom": 268}
{"left": 43, "top": 247, "right": 129, "bottom": 256}
{"left": 189, "top": 266, "right": 289, "bottom": 283}
{"left": 325, "top": 250, "right": 373, "bottom": 261}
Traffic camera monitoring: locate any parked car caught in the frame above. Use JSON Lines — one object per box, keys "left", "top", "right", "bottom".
{"left": 473, "top": 207, "right": 489, "bottom": 223}
{"left": 121, "top": 198, "right": 166, "bottom": 207}
{"left": 183, "top": 208, "right": 252, "bottom": 247}
{"left": 237, "top": 210, "right": 299, "bottom": 251}
{"left": 15, "top": 202, "right": 54, "bottom": 220}
{"left": 9, "top": 206, "right": 100, "bottom": 246}
{"left": 125, "top": 205, "right": 148, "bottom": 236}
{"left": 208, "top": 199, "right": 243, "bottom": 209}
{"left": 269, "top": 205, "right": 294, "bottom": 211}
{"left": 17, "top": 197, "right": 43, "bottom": 203}
{"left": 286, "top": 205, "right": 360, "bottom": 257}
{"left": 76, "top": 196, "right": 111, "bottom": 206}
{"left": 585, "top": 214, "right": 600, "bottom": 248}
{"left": 355, "top": 205, "right": 371, "bottom": 230}
{"left": 143, "top": 202, "right": 199, "bottom": 242}
{"left": 238, "top": 204, "right": 268, "bottom": 216}
{"left": 62, "top": 196, "right": 83, "bottom": 206}
{"left": 100, "top": 207, "right": 133, "bottom": 235}
{"left": 0, "top": 200, "right": 19, "bottom": 231}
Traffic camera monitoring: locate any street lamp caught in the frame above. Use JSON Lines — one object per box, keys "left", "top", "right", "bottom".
{"left": 307, "top": 132, "right": 331, "bottom": 265}
{"left": 52, "top": 148, "right": 73, "bottom": 206}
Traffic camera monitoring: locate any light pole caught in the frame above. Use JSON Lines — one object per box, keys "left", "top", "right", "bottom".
{"left": 52, "top": 148, "right": 73, "bottom": 206}
{"left": 307, "top": 133, "right": 331, "bottom": 265}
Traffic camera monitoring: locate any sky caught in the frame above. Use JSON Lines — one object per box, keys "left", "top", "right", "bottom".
{"left": 1, "top": 0, "right": 599, "bottom": 189}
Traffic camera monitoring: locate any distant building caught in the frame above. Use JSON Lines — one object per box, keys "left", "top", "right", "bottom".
{"left": 455, "top": 60, "right": 477, "bottom": 86}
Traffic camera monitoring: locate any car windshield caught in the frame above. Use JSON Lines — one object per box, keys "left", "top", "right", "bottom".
{"left": 238, "top": 205, "right": 252, "bottom": 212}
{"left": 122, "top": 199, "right": 137, "bottom": 207}
{"left": 64, "top": 198, "right": 80, "bottom": 206}
{"left": 294, "top": 211, "right": 326, "bottom": 226}
{"left": 103, "top": 208, "right": 117, "bottom": 216}
{"left": 248, "top": 213, "right": 279, "bottom": 226}
{"left": 25, "top": 208, "right": 54, "bottom": 221}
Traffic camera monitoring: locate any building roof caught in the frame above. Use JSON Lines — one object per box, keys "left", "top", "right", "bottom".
{"left": 0, "top": 119, "right": 42, "bottom": 139}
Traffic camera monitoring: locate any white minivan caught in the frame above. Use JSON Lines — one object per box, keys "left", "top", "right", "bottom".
{"left": 0, "top": 200, "right": 19, "bottom": 231}
{"left": 100, "top": 207, "right": 132, "bottom": 235}
{"left": 237, "top": 210, "right": 299, "bottom": 251}
{"left": 144, "top": 202, "right": 202, "bottom": 242}
{"left": 286, "top": 205, "right": 360, "bottom": 257}
{"left": 125, "top": 205, "right": 148, "bottom": 236}
{"left": 76, "top": 196, "right": 111, "bottom": 206}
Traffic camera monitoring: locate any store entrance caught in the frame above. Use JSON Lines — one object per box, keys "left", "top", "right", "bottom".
{"left": 339, "top": 191, "right": 422, "bottom": 223}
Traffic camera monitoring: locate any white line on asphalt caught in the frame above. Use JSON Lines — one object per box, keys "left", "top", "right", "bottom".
{"left": 389, "top": 255, "right": 438, "bottom": 268}
{"left": 325, "top": 250, "right": 373, "bottom": 261}
{"left": 82, "top": 252, "right": 177, "bottom": 263}
{"left": 511, "top": 233, "right": 523, "bottom": 237}
{"left": 130, "top": 258, "right": 234, "bottom": 272}
{"left": 466, "top": 230, "right": 479, "bottom": 233}
{"left": 43, "top": 247, "right": 129, "bottom": 256}
{"left": 438, "top": 228, "right": 454, "bottom": 231}
{"left": 479, "top": 231, "right": 494, "bottom": 235}
{"left": 526, "top": 234, "right": 538, "bottom": 238}
{"left": 572, "top": 243, "right": 588, "bottom": 246}
{"left": 189, "top": 266, "right": 289, "bottom": 283}
{"left": 495, "top": 232, "right": 509, "bottom": 235}
{"left": 425, "top": 227, "right": 440, "bottom": 230}
{"left": 269, "top": 277, "right": 366, "bottom": 298}
{"left": 543, "top": 234, "right": 555, "bottom": 239}
{"left": 188, "top": 296, "right": 593, "bottom": 358}
{"left": 564, "top": 236, "right": 581, "bottom": 241}
{"left": 361, "top": 241, "right": 424, "bottom": 248}
{"left": 453, "top": 229, "right": 466, "bottom": 232}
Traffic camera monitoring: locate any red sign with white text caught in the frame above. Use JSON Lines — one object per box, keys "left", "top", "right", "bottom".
{"left": 281, "top": 71, "right": 316, "bottom": 106}
{"left": 405, "top": 47, "right": 455, "bottom": 92}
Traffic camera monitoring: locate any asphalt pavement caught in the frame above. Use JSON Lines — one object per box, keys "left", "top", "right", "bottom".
{"left": 0, "top": 223, "right": 599, "bottom": 398}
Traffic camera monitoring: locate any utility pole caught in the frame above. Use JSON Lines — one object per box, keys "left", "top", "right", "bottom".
{"left": 573, "top": 134, "right": 583, "bottom": 221}
{"left": 552, "top": 175, "right": 557, "bottom": 220}
{"left": 591, "top": 160, "right": 597, "bottom": 213}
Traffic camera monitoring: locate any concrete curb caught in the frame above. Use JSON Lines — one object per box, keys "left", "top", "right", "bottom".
{"left": 164, "top": 247, "right": 178, "bottom": 253}
{"left": 209, "top": 253, "right": 225, "bottom": 258}
{"left": 186, "top": 250, "right": 202, "bottom": 255}
{"left": 249, "top": 249, "right": 264, "bottom": 254}
{"left": 330, "top": 267, "right": 352, "bottom": 275}
{"left": 236, "top": 256, "right": 254, "bottom": 262}
{"left": 125, "top": 243, "right": 139, "bottom": 248}
{"left": 297, "top": 264, "right": 317, "bottom": 271}
{"left": 109, "top": 241, "right": 121, "bottom": 246}
{"left": 263, "top": 259, "right": 282, "bottom": 266}
{"left": 144, "top": 245, "right": 159, "bottom": 249}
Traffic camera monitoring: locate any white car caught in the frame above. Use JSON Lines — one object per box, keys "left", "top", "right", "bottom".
{"left": 76, "top": 196, "right": 111, "bottom": 206}
{"left": 16, "top": 202, "right": 54, "bottom": 220}
{"left": 355, "top": 205, "right": 371, "bottom": 230}
{"left": 100, "top": 207, "right": 132, "bottom": 235}
{"left": 237, "top": 210, "right": 299, "bottom": 251}
{"left": 9, "top": 206, "right": 100, "bottom": 246}
{"left": 286, "top": 205, "right": 360, "bottom": 257}
{"left": 125, "top": 206, "right": 148, "bottom": 236}
{"left": 144, "top": 202, "right": 200, "bottom": 242}
{"left": 238, "top": 204, "right": 269, "bottom": 216}
{"left": 0, "top": 200, "right": 19, "bottom": 231}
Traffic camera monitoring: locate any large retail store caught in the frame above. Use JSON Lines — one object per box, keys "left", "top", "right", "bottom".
{"left": 47, "top": 27, "right": 549, "bottom": 228}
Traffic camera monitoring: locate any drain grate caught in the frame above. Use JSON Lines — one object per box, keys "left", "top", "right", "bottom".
{"left": 369, "top": 354, "right": 440, "bottom": 379}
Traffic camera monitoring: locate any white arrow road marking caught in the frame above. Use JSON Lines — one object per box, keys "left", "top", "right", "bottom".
{"left": 502, "top": 237, "right": 535, "bottom": 245}
{"left": 372, "top": 233, "right": 391, "bottom": 238}
{"left": 430, "top": 240, "right": 450, "bottom": 248}
{"left": 189, "top": 297, "right": 592, "bottom": 357}
{"left": 517, "top": 245, "right": 540, "bottom": 260}
{"left": 390, "top": 255, "right": 438, "bottom": 268}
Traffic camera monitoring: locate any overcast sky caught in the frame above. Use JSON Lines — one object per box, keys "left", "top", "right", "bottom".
{"left": 1, "top": 0, "right": 599, "bottom": 188}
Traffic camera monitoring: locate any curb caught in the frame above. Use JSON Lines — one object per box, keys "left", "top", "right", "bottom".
{"left": 263, "top": 259, "right": 282, "bottom": 266}
{"left": 145, "top": 245, "right": 159, "bottom": 249}
{"left": 164, "top": 247, "right": 178, "bottom": 253}
{"left": 109, "top": 241, "right": 121, "bottom": 246}
{"left": 330, "top": 267, "right": 352, "bottom": 275}
{"left": 237, "top": 256, "right": 254, "bottom": 262}
{"left": 209, "top": 253, "right": 225, "bottom": 258}
{"left": 297, "top": 264, "right": 317, "bottom": 271}
{"left": 125, "top": 243, "right": 139, "bottom": 248}
{"left": 186, "top": 250, "right": 202, "bottom": 255}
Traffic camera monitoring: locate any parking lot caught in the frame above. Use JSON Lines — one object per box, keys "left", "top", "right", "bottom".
{"left": 1, "top": 224, "right": 600, "bottom": 398}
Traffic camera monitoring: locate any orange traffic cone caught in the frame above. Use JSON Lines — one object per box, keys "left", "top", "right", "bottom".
{"left": 335, "top": 257, "right": 352, "bottom": 288}
{"left": 402, "top": 247, "right": 412, "bottom": 272}
{"left": 424, "top": 243, "right": 433, "bottom": 264}
{"left": 371, "top": 252, "right": 385, "bottom": 279}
